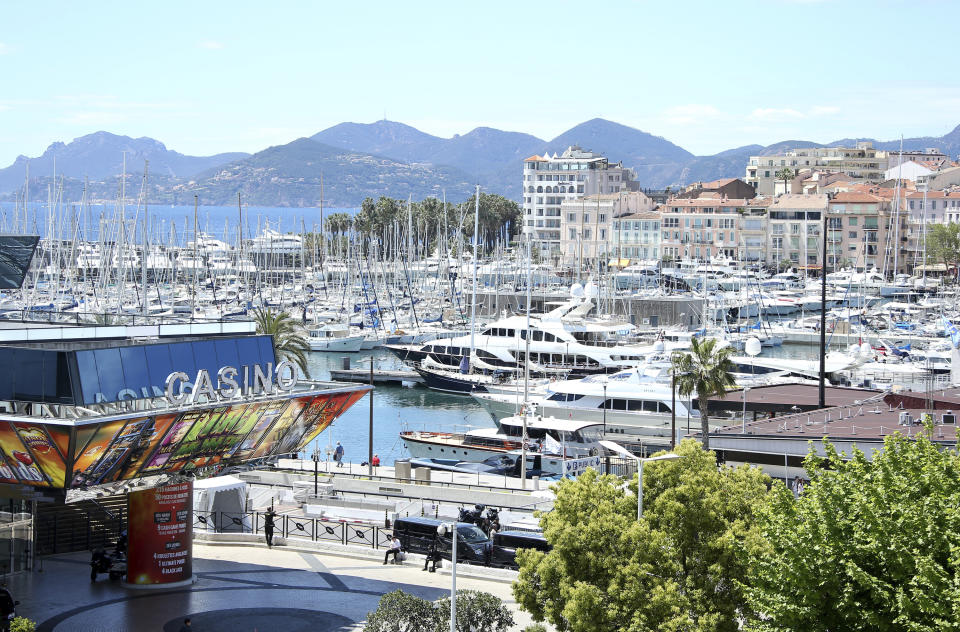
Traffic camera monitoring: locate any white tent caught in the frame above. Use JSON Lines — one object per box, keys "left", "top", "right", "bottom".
{"left": 193, "top": 476, "right": 249, "bottom": 532}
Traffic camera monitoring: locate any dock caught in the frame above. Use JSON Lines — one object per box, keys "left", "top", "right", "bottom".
{"left": 329, "top": 368, "right": 423, "bottom": 385}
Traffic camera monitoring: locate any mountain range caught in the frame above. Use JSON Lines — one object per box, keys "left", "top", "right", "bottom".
{"left": 2, "top": 120, "right": 959, "bottom": 207}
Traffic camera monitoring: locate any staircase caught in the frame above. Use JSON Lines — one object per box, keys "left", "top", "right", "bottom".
{"left": 35, "top": 495, "right": 127, "bottom": 556}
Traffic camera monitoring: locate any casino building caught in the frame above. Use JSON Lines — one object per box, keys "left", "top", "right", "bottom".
{"left": 0, "top": 320, "right": 369, "bottom": 577}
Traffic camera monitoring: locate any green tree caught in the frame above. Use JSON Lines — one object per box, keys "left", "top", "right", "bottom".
{"left": 252, "top": 308, "right": 310, "bottom": 378}
{"left": 363, "top": 589, "right": 442, "bottom": 632}
{"left": 514, "top": 440, "right": 772, "bottom": 632}
{"left": 670, "top": 337, "right": 736, "bottom": 451}
{"left": 364, "top": 589, "right": 513, "bottom": 632}
{"left": 774, "top": 167, "right": 794, "bottom": 195}
{"left": 926, "top": 222, "right": 960, "bottom": 274}
{"left": 461, "top": 192, "right": 522, "bottom": 253}
{"left": 744, "top": 430, "right": 960, "bottom": 632}
{"left": 436, "top": 590, "right": 515, "bottom": 632}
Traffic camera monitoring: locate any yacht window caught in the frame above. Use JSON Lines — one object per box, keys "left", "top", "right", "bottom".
{"left": 533, "top": 331, "right": 543, "bottom": 341}
{"left": 481, "top": 329, "right": 492, "bottom": 335}
{"left": 547, "top": 392, "right": 565, "bottom": 401}
{"left": 507, "top": 329, "right": 515, "bottom": 337}
{"left": 544, "top": 332, "right": 555, "bottom": 342}
{"left": 658, "top": 402, "right": 671, "bottom": 413}
{"left": 519, "top": 330, "right": 527, "bottom": 340}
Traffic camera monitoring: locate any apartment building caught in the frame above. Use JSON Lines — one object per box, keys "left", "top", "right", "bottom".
{"left": 917, "top": 166, "right": 960, "bottom": 191}
{"left": 827, "top": 192, "right": 889, "bottom": 271}
{"left": 522, "top": 146, "right": 634, "bottom": 256}
{"left": 767, "top": 194, "right": 829, "bottom": 268}
{"left": 902, "top": 190, "right": 960, "bottom": 270}
{"left": 745, "top": 142, "right": 889, "bottom": 195}
{"left": 558, "top": 191, "right": 654, "bottom": 265}
{"left": 612, "top": 210, "right": 661, "bottom": 261}
{"left": 887, "top": 148, "right": 950, "bottom": 170}
{"left": 659, "top": 196, "right": 749, "bottom": 261}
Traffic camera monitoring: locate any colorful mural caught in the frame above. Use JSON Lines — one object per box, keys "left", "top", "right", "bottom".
{"left": 1, "top": 387, "right": 368, "bottom": 489}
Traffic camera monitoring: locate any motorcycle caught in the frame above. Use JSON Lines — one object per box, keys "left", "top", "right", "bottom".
{"left": 90, "top": 548, "right": 126, "bottom": 582}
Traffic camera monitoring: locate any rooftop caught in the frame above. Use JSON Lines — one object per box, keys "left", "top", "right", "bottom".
{"left": 708, "top": 383, "right": 881, "bottom": 414}
{"left": 714, "top": 404, "right": 957, "bottom": 444}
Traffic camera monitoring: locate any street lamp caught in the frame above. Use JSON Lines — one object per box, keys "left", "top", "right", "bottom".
{"left": 437, "top": 522, "right": 458, "bottom": 632}
{"left": 741, "top": 386, "right": 750, "bottom": 433}
{"left": 311, "top": 445, "right": 320, "bottom": 497}
{"left": 599, "top": 441, "right": 684, "bottom": 519}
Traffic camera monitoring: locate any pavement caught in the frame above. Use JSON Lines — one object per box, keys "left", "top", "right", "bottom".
{"left": 7, "top": 542, "right": 540, "bottom": 632}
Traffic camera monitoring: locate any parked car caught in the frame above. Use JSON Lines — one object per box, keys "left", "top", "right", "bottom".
{"left": 392, "top": 516, "right": 492, "bottom": 564}
{"left": 490, "top": 530, "right": 550, "bottom": 567}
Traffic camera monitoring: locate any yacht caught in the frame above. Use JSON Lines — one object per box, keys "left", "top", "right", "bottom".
{"left": 472, "top": 366, "right": 697, "bottom": 443}
{"left": 308, "top": 323, "right": 364, "bottom": 352}
{"left": 388, "top": 298, "right": 666, "bottom": 379}
{"left": 248, "top": 228, "right": 303, "bottom": 255}
{"left": 400, "top": 414, "right": 605, "bottom": 475}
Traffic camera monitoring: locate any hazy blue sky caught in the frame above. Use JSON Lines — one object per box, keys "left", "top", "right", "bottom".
{"left": 1, "top": 0, "right": 958, "bottom": 166}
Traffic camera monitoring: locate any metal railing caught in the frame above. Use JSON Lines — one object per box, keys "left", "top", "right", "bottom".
{"left": 195, "top": 510, "right": 524, "bottom": 569}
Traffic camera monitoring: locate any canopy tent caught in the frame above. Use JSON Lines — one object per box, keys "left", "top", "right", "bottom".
{"left": 193, "top": 475, "right": 249, "bottom": 532}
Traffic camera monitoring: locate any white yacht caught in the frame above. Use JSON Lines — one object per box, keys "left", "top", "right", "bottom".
{"left": 401, "top": 415, "right": 605, "bottom": 475}
{"left": 308, "top": 323, "right": 364, "bottom": 352}
{"left": 472, "top": 366, "right": 697, "bottom": 443}
{"left": 388, "top": 297, "right": 673, "bottom": 379}
{"left": 248, "top": 228, "right": 303, "bottom": 255}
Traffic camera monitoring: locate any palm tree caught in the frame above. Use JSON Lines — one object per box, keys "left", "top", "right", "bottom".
{"left": 253, "top": 308, "right": 310, "bottom": 378}
{"left": 670, "top": 337, "right": 737, "bottom": 450}
{"left": 774, "top": 167, "right": 794, "bottom": 195}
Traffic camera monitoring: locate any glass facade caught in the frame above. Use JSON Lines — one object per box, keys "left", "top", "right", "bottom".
{"left": 0, "top": 335, "right": 277, "bottom": 406}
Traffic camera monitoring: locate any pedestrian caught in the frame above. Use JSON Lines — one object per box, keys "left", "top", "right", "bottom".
{"left": 791, "top": 476, "right": 805, "bottom": 498}
{"left": 264, "top": 508, "right": 276, "bottom": 547}
{"left": 334, "top": 441, "right": 344, "bottom": 468}
{"left": 371, "top": 454, "right": 380, "bottom": 468}
{"left": 383, "top": 536, "right": 402, "bottom": 565}
{"left": 423, "top": 535, "right": 440, "bottom": 573}
{"left": 178, "top": 618, "right": 192, "bottom": 632}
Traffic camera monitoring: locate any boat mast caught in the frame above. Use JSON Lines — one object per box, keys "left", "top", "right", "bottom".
{"left": 469, "top": 185, "right": 480, "bottom": 373}
{"left": 521, "top": 212, "right": 532, "bottom": 487}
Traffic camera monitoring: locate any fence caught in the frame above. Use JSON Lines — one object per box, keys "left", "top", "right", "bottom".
{"left": 194, "top": 510, "right": 522, "bottom": 569}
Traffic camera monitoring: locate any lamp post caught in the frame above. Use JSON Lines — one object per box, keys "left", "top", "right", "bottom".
{"left": 438, "top": 522, "right": 458, "bottom": 632}
{"left": 741, "top": 386, "right": 750, "bottom": 433}
{"left": 311, "top": 445, "right": 320, "bottom": 497}
{"left": 602, "top": 382, "right": 608, "bottom": 438}
{"left": 599, "top": 440, "right": 684, "bottom": 519}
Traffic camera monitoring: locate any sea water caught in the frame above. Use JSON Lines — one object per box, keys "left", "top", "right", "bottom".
{"left": 302, "top": 349, "right": 495, "bottom": 467}
{"left": 0, "top": 202, "right": 358, "bottom": 243}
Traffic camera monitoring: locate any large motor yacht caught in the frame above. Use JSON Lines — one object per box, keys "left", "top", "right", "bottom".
{"left": 472, "top": 366, "right": 697, "bottom": 444}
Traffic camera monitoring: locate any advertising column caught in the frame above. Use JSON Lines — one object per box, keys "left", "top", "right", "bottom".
{"left": 126, "top": 481, "right": 193, "bottom": 587}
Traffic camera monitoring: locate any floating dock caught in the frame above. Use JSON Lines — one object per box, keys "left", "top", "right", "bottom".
{"left": 329, "top": 368, "right": 423, "bottom": 386}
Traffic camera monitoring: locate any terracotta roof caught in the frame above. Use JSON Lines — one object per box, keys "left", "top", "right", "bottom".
{"left": 665, "top": 198, "right": 751, "bottom": 207}
{"left": 700, "top": 178, "right": 738, "bottom": 188}
{"left": 524, "top": 155, "right": 543, "bottom": 162}
{"left": 829, "top": 191, "right": 884, "bottom": 203}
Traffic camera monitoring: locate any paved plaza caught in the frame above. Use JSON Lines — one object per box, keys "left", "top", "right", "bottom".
{"left": 6, "top": 543, "right": 536, "bottom": 632}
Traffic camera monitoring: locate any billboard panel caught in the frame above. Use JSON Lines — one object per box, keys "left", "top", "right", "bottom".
{"left": 0, "top": 422, "right": 69, "bottom": 487}
{"left": 126, "top": 481, "right": 192, "bottom": 585}
{"left": 0, "top": 387, "right": 369, "bottom": 490}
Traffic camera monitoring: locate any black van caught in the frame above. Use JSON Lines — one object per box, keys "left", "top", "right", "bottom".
{"left": 391, "top": 517, "right": 492, "bottom": 564}
{"left": 490, "top": 530, "right": 550, "bottom": 568}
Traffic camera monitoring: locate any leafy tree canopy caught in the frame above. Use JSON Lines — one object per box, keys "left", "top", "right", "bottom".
{"left": 514, "top": 440, "right": 772, "bottom": 632}
{"left": 364, "top": 589, "right": 513, "bottom": 632}
{"left": 745, "top": 430, "right": 960, "bottom": 632}
{"left": 925, "top": 222, "right": 960, "bottom": 272}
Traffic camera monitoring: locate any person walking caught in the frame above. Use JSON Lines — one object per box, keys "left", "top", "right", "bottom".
{"left": 178, "top": 618, "right": 192, "bottom": 632}
{"left": 264, "top": 508, "right": 277, "bottom": 547}
{"left": 334, "top": 441, "right": 344, "bottom": 468}
{"left": 383, "top": 536, "right": 402, "bottom": 565}
{"left": 371, "top": 454, "right": 380, "bottom": 468}
{"left": 423, "top": 535, "right": 440, "bottom": 573}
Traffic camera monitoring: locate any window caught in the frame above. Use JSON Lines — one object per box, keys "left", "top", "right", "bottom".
{"left": 848, "top": 217, "right": 858, "bottom": 226}
{"left": 849, "top": 231, "right": 857, "bottom": 238}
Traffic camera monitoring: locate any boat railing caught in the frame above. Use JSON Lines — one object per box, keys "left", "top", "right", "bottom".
{"left": 0, "top": 308, "right": 255, "bottom": 327}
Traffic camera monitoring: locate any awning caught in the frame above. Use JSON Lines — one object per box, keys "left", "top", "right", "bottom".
{"left": 607, "top": 258, "right": 631, "bottom": 268}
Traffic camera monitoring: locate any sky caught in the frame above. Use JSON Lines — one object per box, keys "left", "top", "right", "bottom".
{"left": 1, "top": 0, "right": 958, "bottom": 166}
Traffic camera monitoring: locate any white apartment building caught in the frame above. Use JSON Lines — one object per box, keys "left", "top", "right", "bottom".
{"left": 767, "top": 194, "right": 828, "bottom": 268}
{"left": 745, "top": 142, "right": 889, "bottom": 196}
{"left": 558, "top": 191, "right": 655, "bottom": 265}
{"left": 522, "top": 146, "right": 634, "bottom": 256}
{"left": 659, "top": 196, "right": 750, "bottom": 262}
{"left": 612, "top": 211, "right": 661, "bottom": 261}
